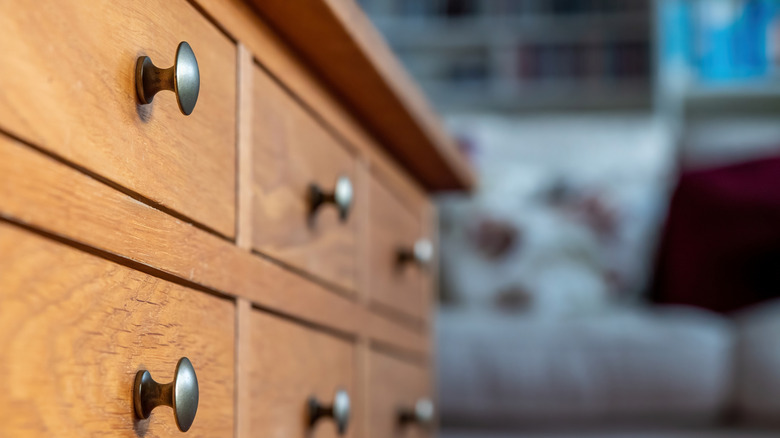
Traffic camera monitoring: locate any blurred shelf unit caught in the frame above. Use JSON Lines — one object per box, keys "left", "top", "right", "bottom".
{"left": 358, "top": 0, "right": 652, "bottom": 111}
{"left": 656, "top": 0, "right": 780, "bottom": 114}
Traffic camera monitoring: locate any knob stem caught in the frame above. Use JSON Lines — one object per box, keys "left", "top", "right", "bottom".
{"left": 134, "top": 372, "right": 175, "bottom": 419}
{"left": 308, "top": 184, "right": 331, "bottom": 217}
{"left": 136, "top": 60, "right": 175, "bottom": 105}
{"left": 308, "top": 398, "right": 334, "bottom": 425}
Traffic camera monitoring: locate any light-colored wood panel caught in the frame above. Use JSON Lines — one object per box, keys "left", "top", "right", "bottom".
{"left": 368, "top": 176, "right": 429, "bottom": 321}
{"left": 0, "top": 0, "right": 237, "bottom": 236}
{"left": 0, "top": 130, "right": 427, "bottom": 356}
{"left": 369, "top": 350, "right": 433, "bottom": 438}
{"left": 237, "top": 44, "right": 255, "bottom": 250}
{"left": 355, "top": 337, "right": 371, "bottom": 438}
{"left": 251, "top": 64, "right": 357, "bottom": 293}
{"left": 356, "top": 159, "right": 372, "bottom": 305}
{"left": 420, "top": 200, "right": 439, "bottom": 325}
{"left": 191, "top": 0, "right": 432, "bottom": 215}
{"left": 250, "top": 310, "right": 357, "bottom": 438}
{"left": 236, "top": 298, "right": 253, "bottom": 438}
{"left": 243, "top": 0, "right": 474, "bottom": 191}
{"left": 0, "top": 222, "right": 235, "bottom": 438}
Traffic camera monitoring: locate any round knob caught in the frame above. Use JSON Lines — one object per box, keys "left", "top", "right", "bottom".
{"left": 136, "top": 41, "right": 200, "bottom": 115}
{"left": 308, "top": 389, "right": 351, "bottom": 435}
{"left": 397, "top": 239, "right": 434, "bottom": 268}
{"left": 309, "top": 175, "right": 354, "bottom": 223}
{"left": 134, "top": 357, "right": 199, "bottom": 432}
{"left": 398, "top": 398, "right": 435, "bottom": 427}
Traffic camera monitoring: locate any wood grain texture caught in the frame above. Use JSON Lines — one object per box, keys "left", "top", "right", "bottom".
{"left": 245, "top": 0, "right": 474, "bottom": 192}
{"left": 355, "top": 337, "right": 371, "bottom": 438}
{"left": 356, "top": 159, "right": 372, "bottom": 305}
{"left": 0, "top": 222, "right": 235, "bottom": 438}
{"left": 0, "top": 133, "right": 354, "bottom": 337}
{"left": 191, "top": 0, "right": 432, "bottom": 216}
{"left": 237, "top": 44, "right": 255, "bottom": 250}
{"left": 250, "top": 310, "right": 357, "bottom": 438}
{"left": 0, "top": 0, "right": 237, "bottom": 236}
{"left": 366, "top": 312, "right": 428, "bottom": 356}
{"left": 368, "top": 350, "right": 433, "bottom": 438}
{"left": 0, "top": 132, "right": 427, "bottom": 356}
{"left": 235, "top": 298, "right": 253, "bottom": 438}
{"left": 368, "top": 176, "right": 428, "bottom": 322}
{"left": 251, "top": 63, "right": 358, "bottom": 293}
{"left": 419, "top": 200, "right": 439, "bottom": 327}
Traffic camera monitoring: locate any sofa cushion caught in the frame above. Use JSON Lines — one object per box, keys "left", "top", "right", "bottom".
{"left": 436, "top": 307, "right": 734, "bottom": 427}
{"left": 651, "top": 155, "right": 780, "bottom": 313}
{"left": 735, "top": 298, "right": 780, "bottom": 424}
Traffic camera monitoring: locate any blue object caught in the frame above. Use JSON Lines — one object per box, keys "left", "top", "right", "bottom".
{"left": 659, "top": 0, "right": 780, "bottom": 83}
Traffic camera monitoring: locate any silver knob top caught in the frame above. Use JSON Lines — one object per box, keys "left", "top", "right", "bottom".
{"left": 414, "top": 398, "right": 435, "bottom": 425}
{"left": 332, "top": 389, "right": 351, "bottom": 434}
{"left": 413, "top": 239, "right": 434, "bottom": 266}
{"left": 173, "top": 42, "right": 200, "bottom": 116}
{"left": 333, "top": 176, "right": 354, "bottom": 222}
{"left": 172, "top": 357, "right": 199, "bottom": 432}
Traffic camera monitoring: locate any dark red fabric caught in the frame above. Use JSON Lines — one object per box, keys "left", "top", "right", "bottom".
{"left": 651, "top": 155, "right": 780, "bottom": 313}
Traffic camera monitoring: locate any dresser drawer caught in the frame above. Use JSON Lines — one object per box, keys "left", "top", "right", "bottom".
{"left": 369, "top": 351, "right": 434, "bottom": 438}
{"left": 0, "top": 0, "right": 237, "bottom": 237}
{"left": 251, "top": 65, "right": 358, "bottom": 293}
{"left": 250, "top": 310, "right": 357, "bottom": 438}
{"left": 0, "top": 222, "right": 235, "bottom": 437}
{"left": 368, "top": 176, "right": 432, "bottom": 321}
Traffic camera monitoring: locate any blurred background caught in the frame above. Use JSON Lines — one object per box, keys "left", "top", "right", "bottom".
{"left": 359, "top": 1, "right": 780, "bottom": 437}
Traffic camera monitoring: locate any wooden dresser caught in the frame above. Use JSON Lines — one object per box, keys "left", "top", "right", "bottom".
{"left": 0, "top": 1, "right": 472, "bottom": 437}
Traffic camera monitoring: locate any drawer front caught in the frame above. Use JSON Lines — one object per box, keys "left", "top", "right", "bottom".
{"left": 250, "top": 310, "right": 357, "bottom": 438}
{"left": 368, "top": 176, "right": 429, "bottom": 320}
{"left": 0, "top": 222, "right": 235, "bottom": 437}
{"left": 369, "top": 351, "right": 433, "bottom": 438}
{"left": 0, "top": 0, "right": 237, "bottom": 237}
{"left": 251, "top": 65, "right": 358, "bottom": 293}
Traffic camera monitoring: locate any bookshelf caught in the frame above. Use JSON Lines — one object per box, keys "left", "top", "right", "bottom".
{"left": 358, "top": 0, "right": 653, "bottom": 111}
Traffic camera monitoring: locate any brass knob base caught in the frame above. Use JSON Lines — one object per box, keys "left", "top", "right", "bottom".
{"left": 135, "top": 57, "right": 174, "bottom": 106}
{"left": 134, "top": 369, "right": 172, "bottom": 420}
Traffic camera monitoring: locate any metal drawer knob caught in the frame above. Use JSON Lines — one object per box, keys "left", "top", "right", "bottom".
{"left": 309, "top": 175, "right": 354, "bottom": 223}
{"left": 136, "top": 41, "right": 200, "bottom": 115}
{"left": 399, "top": 398, "right": 435, "bottom": 427}
{"left": 134, "top": 357, "right": 199, "bottom": 432}
{"left": 398, "top": 239, "right": 434, "bottom": 268}
{"left": 308, "top": 389, "right": 351, "bottom": 435}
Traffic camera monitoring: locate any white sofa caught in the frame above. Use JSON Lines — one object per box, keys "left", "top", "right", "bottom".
{"left": 436, "top": 302, "right": 780, "bottom": 438}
